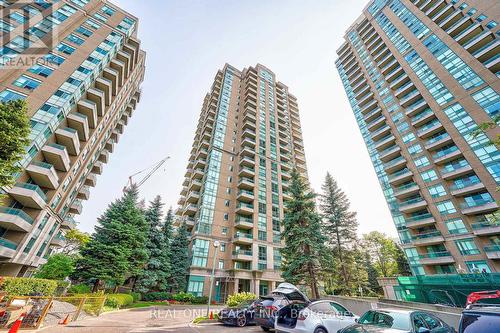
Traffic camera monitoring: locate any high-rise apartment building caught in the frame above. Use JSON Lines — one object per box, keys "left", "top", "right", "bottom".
{"left": 175, "top": 64, "right": 307, "bottom": 300}
{"left": 0, "top": 0, "right": 145, "bottom": 276}
{"left": 336, "top": 0, "right": 499, "bottom": 276}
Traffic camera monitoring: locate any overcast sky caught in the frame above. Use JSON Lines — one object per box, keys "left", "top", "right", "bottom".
{"left": 77, "top": 0, "right": 397, "bottom": 237}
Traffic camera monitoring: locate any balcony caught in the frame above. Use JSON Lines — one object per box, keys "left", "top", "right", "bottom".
{"left": 360, "top": 99, "right": 377, "bottom": 115}
{"left": 77, "top": 185, "right": 90, "bottom": 200}
{"left": 233, "top": 232, "right": 253, "bottom": 245}
{"left": 471, "top": 219, "right": 500, "bottom": 236}
{"left": 0, "top": 207, "right": 34, "bottom": 232}
{"left": 238, "top": 177, "right": 254, "bottom": 190}
{"left": 380, "top": 59, "right": 398, "bottom": 75}
{"left": 26, "top": 161, "right": 59, "bottom": 190}
{"left": 461, "top": 199, "right": 499, "bottom": 215}
{"left": 87, "top": 88, "right": 105, "bottom": 116}
{"left": 0, "top": 238, "right": 18, "bottom": 259}
{"left": 432, "top": 146, "right": 462, "bottom": 164}
{"left": 379, "top": 145, "right": 401, "bottom": 162}
{"left": 235, "top": 216, "right": 254, "bottom": 229}
{"left": 394, "top": 81, "right": 415, "bottom": 98}
{"left": 55, "top": 127, "right": 80, "bottom": 156}
{"left": 186, "top": 191, "right": 200, "bottom": 203}
{"left": 236, "top": 202, "right": 254, "bottom": 215}
{"left": 450, "top": 179, "right": 485, "bottom": 197}
{"left": 41, "top": 143, "right": 70, "bottom": 172}
{"left": 358, "top": 93, "right": 374, "bottom": 108}
{"left": 189, "top": 179, "right": 202, "bottom": 191}
{"left": 8, "top": 183, "right": 47, "bottom": 209}
{"left": 85, "top": 173, "right": 97, "bottom": 187}
{"left": 184, "top": 204, "right": 197, "bottom": 216}
{"left": 232, "top": 250, "right": 253, "bottom": 261}
{"left": 99, "top": 150, "right": 109, "bottom": 163}
{"left": 484, "top": 245, "right": 500, "bottom": 260}
{"left": 388, "top": 168, "right": 413, "bottom": 185}
{"left": 405, "top": 99, "right": 428, "bottom": 117}
{"left": 411, "top": 108, "right": 435, "bottom": 127}
{"left": 441, "top": 163, "right": 472, "bottom": 180}
{"left": 66, "top": 113, "right": 89, "bottom": 141}
{"left": 242, "top": 129, "right": 256, "bottom": 140}
{"left": 384, "top": 156, "right": 407, "bottom": 173}
{"left": 237, "top": 189, "right": 254, "bottom": 202}
{"left": 417, "top": 121, "right": 444, "bottom": 139}
{"left": 242, "top": 137, "right": 256, "bottom": 149}
{"left": 240, "top": 156, "right": 255, "bottom": 167}
{"left": 62, "top": 216, "right": 77, "bottom": 229}
{"left": 419, "top": 251, "right": 455, "bottom": 265}
{"left": 393, "top": 182, "right": 420, "bottom": 198}
{"left": 239, "top": 167, "right": 255, "bottom": 178}
{"left": 192, "top": 169, "right": 204, "bottom": 180}
{"left": 364, "top": 107, "right": 382, "bottom": 123}
{"left": 411, "top": 231, "right": 445, "bottom": 246}
{"left": 95, "top": 77, "right": 113, "bottom": 106}
{"left": 105, "top": 140, "right": 115, "bottom": 153}
{"left": 240, "top": 147, "right": 255, "bottom": 158}
{"left": 367, "top": 116, "right": 386, "bottom": 132}
{"left": 50, "top": 235, "right": 65, "bottom": 247}
{"left": 425, "top": 133, "right": 453, "bottom": 151}
{"left": 77, "top": 99, "right": 98, "bottom": 128}
{"left": 399, "top": 197, "right": 428, "bottom": 213}
{"left": 389, "top": 72, "right": 409, "bottom": 90}
{"left": 92, "top": 161, "right": 103, "bottom": 175}
{"left": 194, "top": 159, "right": 206, "bottom": 170}
{"left": 69, "top": 200, "right": 83, "bottom": 215}
{"left": 371, "top": 125, "right": 391, "bottom": 141}
{"left": 405, "top": 213, "right": 436, "bottom": 229}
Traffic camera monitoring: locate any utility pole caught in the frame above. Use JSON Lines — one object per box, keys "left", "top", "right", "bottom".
{"left": 207, "top": 240, "right": 220, "bottom": 317}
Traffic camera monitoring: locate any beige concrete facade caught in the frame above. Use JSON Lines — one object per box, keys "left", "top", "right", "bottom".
{"left": 175, "top": 64, "right": 307, "bottom": 300}
{"left": 336, "top": 0, "right": 499, "bottom": 275}
{"left": 0, "top": 0, "right": 145, "bottom": 276}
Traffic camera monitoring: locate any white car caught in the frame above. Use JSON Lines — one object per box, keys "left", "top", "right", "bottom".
{"left": 275, "top": 299, "right": 359, "bottom": 333}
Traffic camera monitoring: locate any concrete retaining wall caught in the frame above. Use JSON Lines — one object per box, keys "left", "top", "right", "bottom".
{"left": 324, "top": 295, "right": 462, "bottom": 329}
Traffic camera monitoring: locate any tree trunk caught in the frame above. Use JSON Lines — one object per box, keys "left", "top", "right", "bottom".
{"left": 92, "top": 279, "right": 100, "bottom": 293}
{"left": 335, "top": 227, "right": 349, "bottom": 289}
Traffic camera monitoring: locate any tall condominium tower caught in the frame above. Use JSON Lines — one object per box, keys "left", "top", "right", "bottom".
{"left": 336, "top": 0, "right": 499, "bottom": 275}
{"left": 0, "top": 0, "right": 145, "bottom": 276}
{"left": 175, "top": 64, "right": 307, "bottom": 300}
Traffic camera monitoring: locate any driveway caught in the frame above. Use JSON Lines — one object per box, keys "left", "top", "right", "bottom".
{"left": 33, "top": 305, "right": 244, "bottom": 333}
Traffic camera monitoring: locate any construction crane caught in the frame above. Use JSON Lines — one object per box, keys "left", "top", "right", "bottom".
{"left": 123, "top": 156, "right": 170, "bottom": 192}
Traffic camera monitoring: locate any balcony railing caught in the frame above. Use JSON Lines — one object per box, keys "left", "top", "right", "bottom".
{"left": 449, "top": 178, "right": 481, "bottom": 191}
{"left": 13, "top": 183, "right": 48, "bottom": 201}
{"left": 484, "top": 245, "right": 500, "bottom": 253}
{"left": 406, "top": 213, "right": 434, "bottom": 223}
{"left": 433, "top": 146, "right": 459, "bottom": 160}
{"left": 426, "top": 132, "right": 450, "bottom": 146}
{"left": 419, "top": 251, "right": 451, "bottom": 259}
{"left": 412, "top": 231, "right": 442, "bottom": 241}
{"left": 0, "top": 237, "right": 18, "bottom": 250}
{"left": 461, "top": 198, "right": 496, "bottom": 209}
{"left": 441, "top": 160, "right": 470, "bottom": 174}
{"left": 388, "top": 168, "right": 411, "bottom": 180}
{"left": 0, "top": 207, "right": 34, "bottom": 224}
{"left": 232, "top": 250, "right": 252, "bottom": 256}
{"left": 384, "top": 156, "right": 406, "bottom": 169}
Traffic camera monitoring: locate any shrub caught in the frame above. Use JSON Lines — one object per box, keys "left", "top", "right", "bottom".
{"left": 172, "top": 292, "right": 194, "bottom": 303}
{"left": 0, "top": 277, "right": 58, "bottom": 296}
{"left": 191, "top": 296, "right": 208, "bottom": 304}
{"left": 129, "top": 292, "right": 141, "bottom": 302}
{"left": 142, "top": 292, "right": 172, "bottom": 301}
{"left": 67, "top": 284, "right": 92, "bottom": 294}
{"left": 104, "top": 293, "right": 134, "bottom": 309}
{"left": 227, "top": 292, "right": 257, "bottom": 307}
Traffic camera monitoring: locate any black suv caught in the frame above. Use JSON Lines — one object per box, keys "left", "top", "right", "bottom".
{"left": 458, "top": 305, "right": 500, "bottom": 333}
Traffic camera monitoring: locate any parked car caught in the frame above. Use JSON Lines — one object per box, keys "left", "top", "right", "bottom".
{"left": 254, "top": 282, "right": 310, "bottom": 331}
{"left": 275, "top": 299, "right": 358, "bottom": 333}
{"left": 458, "top": 305, "right": 500, "bottom": 333}
{"left": 338, "top": 308, "right": 456, "bottom": 333}
{"left": 218, "top": 299, "right": 257, "bottom": 327}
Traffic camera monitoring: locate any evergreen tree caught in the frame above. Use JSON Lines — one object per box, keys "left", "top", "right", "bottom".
{"left": 157, "top": 207, "right": 174, "bottom": 291}
{"left": 74, "top": 185, "right": 148, "bottom": 291}
{"left": 168, "top": 221, "right": 190, "bottom": 293}
{"left": 318, "top": 172, "right": 358, "bottom": 294}
{"left": 394, "top": 241, "right": 412, "bottom": 276}
{"left": 281, "top": 169, "right": 327, "bottom": 299}
{"left": 135, "top": 196, "right": 171, "bottom": 293}
{"left": 363, "top": 251, "right": 381, "bottom": 295}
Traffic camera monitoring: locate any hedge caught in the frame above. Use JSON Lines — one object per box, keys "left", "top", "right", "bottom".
{"left": 142, "top": 292, "right": 172, "bottom": 301}
{"left": 0, "top": 277, "right": 58, "bottom": 296}
{"left": 67, "top": 284, "right": 91, "bottom": 294}
{"left": 227, "top": 292, "right": 257, "bottom": 307}
{"left": 104, "top": 293, "right": 134, "bottom": 309}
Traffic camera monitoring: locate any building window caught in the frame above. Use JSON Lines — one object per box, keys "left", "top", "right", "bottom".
{"left": 218, "top": 260, "right": 224, "bottom": 269}
{"left": 220, "top": 243, "right": 225, "bottom": 252}
{"left": 191, "top": 239, "right": 209, "bottom": 267}
{"left": 436, "top": 200, "right": 457, "bottom": 215}
{"left": 421, "top": 169, "right": 438, "bottom": 182}
{"left": 466, "top": 261, "right": 491, "bottom": 273}
{"left": 223, "top": 213, "right": 228, "bottom": 221}
{"left": 428, "top": 184, "right": 446, "bottom": 198}
{"left": 455, "top": 238, "right": 480, "bottom": 256}
{"left": 445, "top": 218, "right": 467, "bottom": 234}
{"left": 187, "top": 275, "right": 205, "bottom": 296}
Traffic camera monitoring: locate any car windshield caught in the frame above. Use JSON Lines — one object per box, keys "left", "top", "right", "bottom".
{"left": 461, "top": 313, "right": 500, "bottom": 333}
{"left": 359, "top": 310, "right": 410, "bottom": 330}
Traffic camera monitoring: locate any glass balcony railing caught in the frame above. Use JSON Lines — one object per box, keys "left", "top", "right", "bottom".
{"left": 47, "top": 143, "right": 66, "bottom": 150}
{"left": 461, "top": 197, "right": 495, "bottom": 209}
{"left": 426, "top": 132, "right": 450, "bottom": 146}
{"left": 417, "top": 120, "right": 441, "bottom": 135}
{"left": 379, "top": 145, "right": 399, "bottom": 156}
{"left": 471, "top": 218, "right": 500, "bottom": 230}
{"left": 406, "top": 213, "right": 434, "bottom": 223}
{"left": 384, "top": 156, "right": 405, "bottom": 169}
{"left": 239, "top": 167, "right": 255, "bottom": 174}
{"left": 238, "top": 189, "right": 254, "bottom": 197}
{"left": 236, "top": 216, "right": 253, "bottom": 224}
{"left": 441, "top": 160, "right": 470, "bottom": 174}
{"left": 412, "top": 231, "right": 442, "bottom": 241}
{"left": 484, "top": 245, "right": 500, "bottom": 253}
{"left": 0, "top": 237, "right": 18, "bottom": 250}
{"left": 388, "top": 168, "right": 411, "bottom": 180}
{"left": 232, "top": 250, "right": 252, "bottom": 256}
{"left": 450, "top": 178, "right": 481, "bottom": 191}
{"left": 411, "top": 108, "right": 433, "bottom": 123}
{"left": 405, "top": 98, "right": 426, "bottom": 113}
{"left": 433, "top": 145, "right": 459, "bottom": 159}
{"left": 14, "top": 183, "right": 47, "bottom": 201}
{"left": 62, "top": 127, "right": 77, "bottom": 134}
{"left": 400, "top": 197, "right": 425, "bottom": 207}
{"left": 239, "top": 177, "right": 254, "bottom": 184}
{"left": 234, "top": 232, "right": 253, "bottom": 239}
{"left": 31, "top": 161, "right": 54, "bottom": 169}
{"left": 395, "top": 182, "right": 418, "bottom": 193}
{"left": 237, "top": 202, "right": 254, "bottom": 209}
{"left": 419, "top": 251, "right": 451, "bottom": 259}
{"left": 0, "top": 207, "right": 34, "bottom": 224}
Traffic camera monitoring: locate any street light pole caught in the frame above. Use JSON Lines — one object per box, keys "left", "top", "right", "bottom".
{"left": 207, "top": 240, "right": 220, "bottom": 317}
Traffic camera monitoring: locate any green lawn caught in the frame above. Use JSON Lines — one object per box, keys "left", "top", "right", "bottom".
{"left": 125, "top": 301, "right": 170, "bottom": 309}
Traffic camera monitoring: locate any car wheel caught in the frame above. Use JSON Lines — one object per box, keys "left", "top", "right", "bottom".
{"left": 236, "top": 315, "right": 247, "bottom": 327}
{"left": 314, "top": 328, "right": 328, "bottom": 333}
{"left": 261, "top": 327, "right": 270, "bottom": 332}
